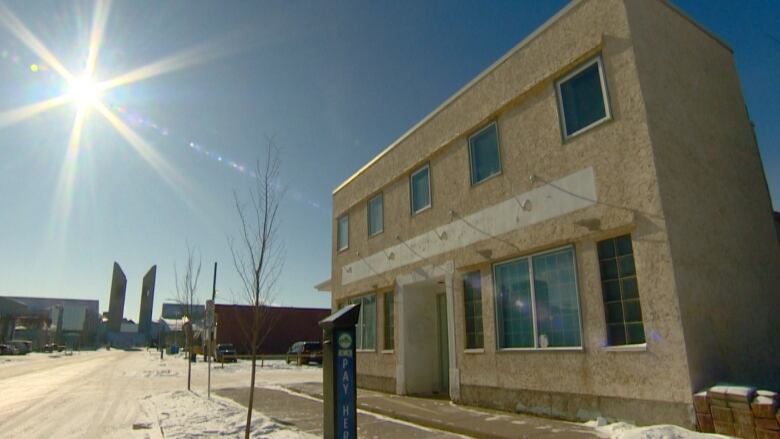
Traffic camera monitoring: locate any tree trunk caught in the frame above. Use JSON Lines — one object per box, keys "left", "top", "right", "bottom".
{"left": 187, "top": 326, "right": 192, "bottom": 391}
{"left": 245, "top": 343, "right": 257, "bottom": 438}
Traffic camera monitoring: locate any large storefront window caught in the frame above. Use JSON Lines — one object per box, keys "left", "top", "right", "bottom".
{"left": 494, "top": 246, "right": 582, "bottom": 349}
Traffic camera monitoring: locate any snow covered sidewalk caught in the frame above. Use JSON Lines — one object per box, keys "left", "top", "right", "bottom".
{"left": 585, "top": 419, "right": 732, "bottom": 439}
{"left": 144, "top": 390, "right": 315, "bottom": 439}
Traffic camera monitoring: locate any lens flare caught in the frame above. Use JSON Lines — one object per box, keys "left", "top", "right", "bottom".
{"left": 67, "top": 75, "right": 101, "bottom": 110}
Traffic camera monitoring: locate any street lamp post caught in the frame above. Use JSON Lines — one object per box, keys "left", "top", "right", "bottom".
{"left": 208, "top": 261, "right": 217, "bottom": 399}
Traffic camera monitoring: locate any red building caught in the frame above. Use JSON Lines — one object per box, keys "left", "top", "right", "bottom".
{"left": 214, "top": 304, "right": 330, "bottom": 355}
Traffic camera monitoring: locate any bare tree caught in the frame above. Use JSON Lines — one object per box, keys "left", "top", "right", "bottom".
{"left": 174, "top": 243, "right": 202, "bottom": 392}
{"left": 229, "top": 142, "right": 284, "bottom": 439}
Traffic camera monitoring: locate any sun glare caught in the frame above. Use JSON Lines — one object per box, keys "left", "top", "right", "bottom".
{"left": 0, "top": 0, "right": 219, "bottom": 234}
{"left": 67, "top": 74, "right": 101, "bottom": 109}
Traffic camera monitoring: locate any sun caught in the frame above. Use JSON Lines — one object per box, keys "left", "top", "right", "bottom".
{"left": 67, "top": 74, "right": 101, "bottom": 109}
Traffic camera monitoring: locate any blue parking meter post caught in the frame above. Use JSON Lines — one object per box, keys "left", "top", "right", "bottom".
{"left": 319, "top": 304, "right": 361, "bottom": 439}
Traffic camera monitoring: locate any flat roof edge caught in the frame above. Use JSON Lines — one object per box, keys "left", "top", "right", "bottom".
{"left": 332, "top": 0, "right": 732, "bottom": 197}
{"left": 332, "top": 0, "right": 585, "bottom": 195}
{"left": 660, "top": 0, "right": 733, "bottom": 53}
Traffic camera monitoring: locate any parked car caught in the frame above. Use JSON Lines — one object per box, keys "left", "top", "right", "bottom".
{"left": 43, "top": 343, "right": 66, "bottom": 353}
{"left": 285, "top": 341, "right": 323, "bottom": 365}
{"left": 0, "top": 344, "right": 18, "bottom": 355}
{"left": 8, "top": 340, "right": 32, "bottom": 355}
{"left": 215, "top": 343, "right": 237, "bottom": 363}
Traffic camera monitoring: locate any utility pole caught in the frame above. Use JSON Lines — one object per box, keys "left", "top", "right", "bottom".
{"left": 208, "top": 261, "right": 217, "bottom": 399}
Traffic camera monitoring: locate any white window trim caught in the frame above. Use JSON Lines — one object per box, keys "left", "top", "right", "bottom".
{"left": 468, "top": 121, "right": 502, "bottom": 186}
{"left": 409, "top": 163, "right": 432, "bottom": 215}
{"left": 464, "top": 348, "right": 485, "bottom": 354}
{"left": 337, "top": 215, "right": 349, "bottom": 252}
{"left": 555, "top": 55, "right": 612, "bottom": 141}
{"left": 367, "top": 193, "right": 384, "bottom": 238}
{"left": 602, "top": 343, "right": 647, "bottom": 353}
{"left": 493, "top": 244, "right": 584, "bottom": 351}
{"left": 497, "top": 346, "right": 584, "bottom": 353}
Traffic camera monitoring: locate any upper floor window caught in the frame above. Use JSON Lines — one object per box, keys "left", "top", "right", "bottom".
{"left": 368, "top": 193, "right": 384, "bottom": 237}
{"left": 556, "top": 56, "right": 611, "bottom": 139}
{"left": 463, "top": 271, "right": 484, "bottom": 349}
{"left": 494, "top": 246, "right": 582, "bottom": 349}
{"left": 410, "top": 164, "right": 431, "bottom": 215}
{"left": 337, "top": 215, "right": 349, "bottom": 251}
{"left": 597, "top": 235, "right": 645, "bottom": 346}
{"left": 468, "top": 122, "right": 501, "bottom": 185}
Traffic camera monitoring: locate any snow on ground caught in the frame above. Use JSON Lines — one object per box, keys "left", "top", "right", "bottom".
{"left": 586, "top": 419, "right": 730, "bottom": 439}
{"left": 0, "top": 349, "right": 321, "bottom": 438}
{"left": 144, "top": 389, "right": 316, "bottom": 439}
{"left": 139, "top": 354, "right": 319, "bottom": 438}
{"left": 1, "top": 350, "right": 732, "bottom": 439}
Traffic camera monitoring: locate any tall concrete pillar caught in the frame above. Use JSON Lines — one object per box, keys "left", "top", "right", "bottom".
{"left": 107, "top": 262, "right": 127, "bottom": 333}
{"left": 138, "top": 265, "right": 156, "bottom": 336}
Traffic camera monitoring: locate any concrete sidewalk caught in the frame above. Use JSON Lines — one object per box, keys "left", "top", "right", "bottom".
{"left": 216, "top": 386, "right": 462, "bottom": 438}
{"left": 218, "top": 382, "right": 601, "bottom": 438}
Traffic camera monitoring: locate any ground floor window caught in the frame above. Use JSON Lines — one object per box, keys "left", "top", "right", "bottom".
{"left": 597, "top": 234, "right": 644, "bottom": 346}
{"left": 350, "top": 295, "right": 376, "bottom": 350}
{"left": 383, "top": 291, "right": 394, "bottom": 350}
{"left": 463, "top": 271, "right": 484, "bottom": 349}
{"left": 494, "top": 246, "right": 582, "bottom": 349}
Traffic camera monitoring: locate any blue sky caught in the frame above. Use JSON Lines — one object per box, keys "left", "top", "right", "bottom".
{"left": 0, "top": 0, "right": 778, "bottom": 322}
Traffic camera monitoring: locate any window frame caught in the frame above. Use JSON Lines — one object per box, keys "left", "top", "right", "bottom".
{"left": 462, "top": 270, "right": 485, "bottom": 350}
{"left": 409, "top": 163, "right": 432, "bottom": 216}
{"left": 351, "top": 294, "right": 377, "bottom": 352}
{"left": 555, "top": 55, "right": 612, "bottom": 141}
{"left": 382, "top": 291, "right": 394, "bottom": 352}
{"left": 367, "top": 192, "right": 384, "bottom": 238}
{"left": 337, "top": 215, "right": 349, "bottom": 252}
{"left": 492, "top": 245, "right": 584, "bottom": 352}
{"left": 467, "top": 121, "right": 502, "bottom": 186}
{"left": 596, "top": 234, "right": 646, "bottom": 347}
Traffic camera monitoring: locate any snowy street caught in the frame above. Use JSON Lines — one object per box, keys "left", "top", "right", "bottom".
{"left": 0, "top": 350, "right": 730, "bottom": 439}
{"left": 0, "top": 349, "right": 321, "bottom": 438}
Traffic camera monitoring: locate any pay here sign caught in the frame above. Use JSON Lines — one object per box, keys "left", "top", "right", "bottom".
{"left": 334, "top": 328, "right": 357, "bottom": 439}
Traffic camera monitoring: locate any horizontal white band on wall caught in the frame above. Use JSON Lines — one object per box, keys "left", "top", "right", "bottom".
{"left": 341, "top": 167, "right": 597, "bottom": 286}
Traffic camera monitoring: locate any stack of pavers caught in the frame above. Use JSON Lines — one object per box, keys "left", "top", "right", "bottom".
{"left": 694, "top": 385, "right": 780, "bottom": 438}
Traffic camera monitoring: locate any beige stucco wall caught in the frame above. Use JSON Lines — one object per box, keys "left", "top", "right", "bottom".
{"left": 625, "top": 0, "right": 780, "bottom": 391}
{"left": 329, "top": 0, "right": 699, "bottom": 415}
{"left": 326, "top": 0, "right": 778, "bottom": 425}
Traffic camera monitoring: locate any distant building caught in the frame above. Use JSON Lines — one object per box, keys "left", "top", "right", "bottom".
{"left": 161, "top": 302, "right": 205, "bottom": 321}
{"left": 107, "top": 262, "right": 127, "bottom": 333}
{"left": 0, "top": 297, "right": 27, "bottom": 342}
{"left": 0, "top": 296, "right": 100, "bottom": 348}
{"left": 158, "top": 303, "right": 207, "bottom": 348}
{"left": 138, "top": 265, "right": 157, "bottom": 337}
{"left": 214, "top": 304, "right": 329, "bottom": 355}
{"left": 120, "top": 320, "right": 138, "bottom": 333}
{"left": 105, "top": 318, "right": 146, "bottom": 348}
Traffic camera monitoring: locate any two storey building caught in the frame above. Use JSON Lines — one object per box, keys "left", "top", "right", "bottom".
{"left": 320, "top": 0, "right": 780, "bottom": 427}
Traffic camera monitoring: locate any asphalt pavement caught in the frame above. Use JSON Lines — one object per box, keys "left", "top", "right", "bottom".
{"left": 217, "top": 383, "right": 601, "bottom": 439}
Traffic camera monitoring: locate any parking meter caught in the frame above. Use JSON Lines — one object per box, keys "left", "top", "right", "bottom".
{"left": 319, "top": 303, "right": 361, "bottom": 439}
